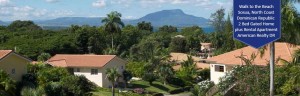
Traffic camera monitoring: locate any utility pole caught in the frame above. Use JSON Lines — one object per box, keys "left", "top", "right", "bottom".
{"left": 270, "top": 42, "right": 275, "bottom": 96}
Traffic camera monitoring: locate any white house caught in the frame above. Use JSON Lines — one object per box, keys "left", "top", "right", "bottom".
{"left": 47, "top": 54, "right": 126, "bottom": 87}
{"left": 207, "top": 42, "right": 300, "bottom": 84}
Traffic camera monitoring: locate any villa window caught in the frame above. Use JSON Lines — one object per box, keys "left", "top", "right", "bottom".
{"left": 11, "top": 69, "right": 15, "bottom": 74}
{"left": 91, "top": 69, "right": 98, "bottom": 75}
{"left": 215, "top": 65, "right": 224, "bottom": 72}
{"left": 121, "top": 66, "right": 123, "bottom": 70}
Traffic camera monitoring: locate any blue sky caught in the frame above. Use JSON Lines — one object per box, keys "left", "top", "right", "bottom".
{"left": 0, "top": 0, "right": 299, "bottom": 21}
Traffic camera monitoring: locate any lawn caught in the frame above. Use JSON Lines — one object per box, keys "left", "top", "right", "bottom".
{"left": 91, "top": 87, "right": 142, "bottom": 96}
{"left": 92, "top": 80, "right": 182, "bottom": 96}
{"left": 130, "top": 80, "right": 179, "bottom": 94}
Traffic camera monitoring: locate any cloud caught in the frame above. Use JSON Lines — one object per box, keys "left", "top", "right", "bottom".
{"left": 0, "top": 0, "right": 11, "bottom": 6}
{"left": 92, "top": 0, "right": 106, "bottom": 8}
{"left": 110, "top": 0, "right": 132, "bottom": 7}
{"left": 123, "top": 16, "right": 136, "bottom": 19}
{"left": 139, "top": 0, "right": 214, "bottom": 8}
{"left": 171, "top": 0, "right": 190, "bottom": 4}
{"left": 0, "top": 4, "right": 74, "bottom": 20}
{"left": 45, "top": 0, "right": 59, "bottom": 3}
{"left": 49, "top": 10, "right": 74, "bottom": 17}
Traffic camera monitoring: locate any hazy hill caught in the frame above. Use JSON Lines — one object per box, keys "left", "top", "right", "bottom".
{"left": 1, "top": 9, "right": 214, "bottom": 32}
{"left": 128, "top": 9, "right": 209, "bottom": 27}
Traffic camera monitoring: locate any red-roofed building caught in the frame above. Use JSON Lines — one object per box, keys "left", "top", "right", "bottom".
{"left": 207, "top": 42, "right": 300, "bottom": 84}
{"left": 47, "top": 54, "right": 127, "bottom": 87}
{"left": 0, "top": 50, "right": 31, "bottom": 81}
{"left": 170, "top": 53, "right": 210, "bottom": 70}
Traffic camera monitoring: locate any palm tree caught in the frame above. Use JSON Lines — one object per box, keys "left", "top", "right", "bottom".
{"left": 105, "top": 68, "right": 121, "bottom": 96}
{"left": 157, "top": 64, "right": 174, "bottom": 85}
{"left": 102, "top": 11, "right": 124, "bottom": 49}
{"left": 279, "top": 49, "right": 300, "bottom": 94}
{"left": 0, "top": 70, "right": 16, "bottom": 96}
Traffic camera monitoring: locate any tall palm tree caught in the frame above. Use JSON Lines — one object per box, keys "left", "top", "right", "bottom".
{"left": 102, "top": 11, "right": 125, "bottom": 49}
{"left": 105, "top": 68, "right": 121, "bottom": 96}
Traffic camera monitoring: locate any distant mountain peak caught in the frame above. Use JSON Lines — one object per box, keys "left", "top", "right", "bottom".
{"left": 160, "top": 9, "right": 184, "bottom": 14}
{"left": 133, "top": 9, "right": 209, "bottom": 27}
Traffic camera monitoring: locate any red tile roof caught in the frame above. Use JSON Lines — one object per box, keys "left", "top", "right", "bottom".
{"left": 207, "top": 42, "right": 300, "bottom": 66}
{"left": 170, "top": 53, "right": 210, "bottom": 70}
{"left": 47, "top": 54, "right": 125, "bottom": 68}
{"left": 0, "top": 50, "right": 13, "bottom": 59}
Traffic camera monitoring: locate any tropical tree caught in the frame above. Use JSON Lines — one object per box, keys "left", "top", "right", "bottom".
{"left": 122, "top": 70, "right": 132, "bottom": 88}
{"left": 105, "top": 67, "right": 121, "bottom": 96}
{"left": 169, "top": 36, "right": 188, "bottom": 53}
{"left": 157, "top": 64, "right": 174, "bottom": 85}
{"left": 210, "top": 8, "right": 225, "bottom": 33}
{"left": 176, "top": 56, "right": 198, "bottom": 86}
{"left": 142, "top": 72, "right": 156, "bottom": 85}
{"left": 37, "top": 53, "right": 51, "bottom": 62}
{"left": 137, "top": 21, "right": 153, "bottom": 32}
{"left": 102, "top": 11, "right": 125, "bottom": 49}
{"left": 0, "top": 70, "right": 16, "bottom": 96}
{"left": 278, "top": 49, "right": 300, "bottom": 94}
{"left": 158, "top": 25, "right": 177, "bottom": 33}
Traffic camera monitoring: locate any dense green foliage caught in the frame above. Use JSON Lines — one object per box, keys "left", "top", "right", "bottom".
{"left": 61, "top": 75, "right": 95, "bottom": 96}
{"left": 0, "top": 69, "right": 16, "bottom": 96}
{"left": 0, "top": 3, "right": 300, "bottom": 95}
{"left": 21, "top": 63, "right": 96, "bottom": 96}
{"left": 192, "top": 80, "right": 214, "bottom": 96}
{"left": 175, "top": 56, "right": 198, "bottom": 86}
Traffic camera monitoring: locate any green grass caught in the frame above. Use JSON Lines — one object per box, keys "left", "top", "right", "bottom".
{"left": 92, "top": 80, "right": 181, "bottom": 96}
{"left": 92, "top": 87, "right": 143, "bottom": 96}
{"left": 130, "top": 80, "right": 179, "bottom": 94}
{"left": 91, "top": 88, "right": 112, "bottom": 96}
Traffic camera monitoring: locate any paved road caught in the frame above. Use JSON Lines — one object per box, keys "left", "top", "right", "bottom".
{"left": 164, "top": 92, "right": 192, "bottom": 96}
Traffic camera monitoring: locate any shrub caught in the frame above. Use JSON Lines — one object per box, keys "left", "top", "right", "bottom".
{"left": 21, "top": 87, "right": 44, "bottom": 96}
{"left": 142, "top": 72, "right": 156, "bottom": 85}
{"left": 0, "top": 69, "right": 16, "bottom": 95}
{"left": 152, "top": 93, "right": 164, "bottom": 96}
{"left": 44, "top": 82, "right": 63, "bottom": 96}
{"left": 197, "top": 68, "right": 210, "bottom": 81}
{"left": 37, "top": 67, "right": 69, "bottom": 87}
{"left": 218, "top": 71, "right": 235, "bottom": 92}
{"left": 120, "top": 92, "right": 142, "bottom": 96}
{"left": 183, "top": 86, "right": 191, "bottom": 91}
{"left": 22, "top": 73, "right": 37, "bottom": 87}
{"left": 191, "top": 80, "right": 214, "bottom": 96}
{"left": 126, "top": 61, "right": 146, "bottom": 77}
{"left": 61, "top": 75, "right": 96, "bottom": 96}
{"left": 168, "top": 88, "right": 184, "bottom": 94}
{"left": 166, "top": 77, "right": 185, "bottom": 87}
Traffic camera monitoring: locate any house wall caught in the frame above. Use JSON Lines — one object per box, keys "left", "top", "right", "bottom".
{"left": 73, "top": 67, "right": 103, "bottom": 87}
{"left": 71, "top": 57, "right": 126, "bottom": 88}
{"left": 101, "top": 57, "right": 126, "bottom": 88}
{"left": 210, "top": 64, "right": 231, "bottom": 84}
{"left": 0, "top": 53, "right": 29, "bottom": 81}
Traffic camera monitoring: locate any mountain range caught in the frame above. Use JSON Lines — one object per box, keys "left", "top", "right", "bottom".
{"left": 0, "top": 9, "right": 213, "bottom": 32}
